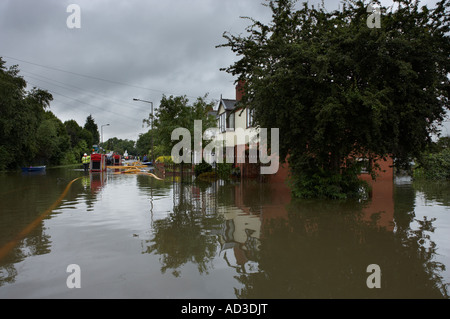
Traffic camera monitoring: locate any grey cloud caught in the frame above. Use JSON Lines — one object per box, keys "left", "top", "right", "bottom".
{"left": 2, "top": 0, "right": 447, "bottom": 141}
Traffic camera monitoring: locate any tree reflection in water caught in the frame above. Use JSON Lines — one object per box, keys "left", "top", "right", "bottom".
{"left": 141, "top": 178, "right": 449, "bottom": 298}
{"left": 234, "top": 193, "right": 449, "bottom": 298}
{"left": 141, "top": 181, "right": 223, "bottom": 277}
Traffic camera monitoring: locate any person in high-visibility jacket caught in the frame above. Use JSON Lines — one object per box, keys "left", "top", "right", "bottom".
{"left": 82, "top": 153, "right": 91, "bottom": 172}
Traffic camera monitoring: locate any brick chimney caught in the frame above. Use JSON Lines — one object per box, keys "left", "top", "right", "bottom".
{"left": 235, "top": 80, "right": 245, "bottom": 101}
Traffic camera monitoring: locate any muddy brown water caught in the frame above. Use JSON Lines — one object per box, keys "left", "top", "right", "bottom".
{"left": 0, "top": 168, "right": 449, "bottom": 298}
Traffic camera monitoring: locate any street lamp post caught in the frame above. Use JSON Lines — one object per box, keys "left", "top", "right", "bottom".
{"left": 101, "top": 124, "right": 110, "bottom": 153}
{"left": 133, "top": 98, "right": 154, "bottom": 164}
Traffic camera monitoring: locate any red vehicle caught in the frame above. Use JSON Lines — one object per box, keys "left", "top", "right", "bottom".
{"left": 113, "top": 154, "right": 122, "bottom": 166}
{"left": 90, "top": 153, "right": 107, "bottom": 172}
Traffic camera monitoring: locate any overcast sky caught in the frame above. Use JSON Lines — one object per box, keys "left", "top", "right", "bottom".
{"left": 1, "top": 0, "right": 448, "bottom": 142}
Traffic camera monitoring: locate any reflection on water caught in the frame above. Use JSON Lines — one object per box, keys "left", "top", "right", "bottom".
{"left": 0, "top": 168, "right": 449, "bottom": 298}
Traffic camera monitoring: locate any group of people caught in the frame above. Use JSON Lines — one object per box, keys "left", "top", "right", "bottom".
{"left": 81, "top": 152, "right": 148, "bottom": 172}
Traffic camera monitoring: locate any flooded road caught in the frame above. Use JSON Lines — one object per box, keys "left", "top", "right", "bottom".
{"left": 0, "top": 167, "right": 449, "bottom": 298}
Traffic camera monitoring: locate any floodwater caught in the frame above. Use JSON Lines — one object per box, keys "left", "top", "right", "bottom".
{"left": 0, "top": 167, "right": 449, "bottom": 299}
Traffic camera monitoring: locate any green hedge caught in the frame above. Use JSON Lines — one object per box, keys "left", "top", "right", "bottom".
{"left": 414, "top": 148, "right": 450, "bottom": 181}
{"left": 194, "top": 161, "right": 212, "bottom": 177}
{"left": 155, "top": 155, "right": 174, "bottom": 164}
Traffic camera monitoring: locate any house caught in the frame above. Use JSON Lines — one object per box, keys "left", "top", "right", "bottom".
{"left": 214, "top": 81, "right": 289, "bottom": 181}
{"left": 215, "top": 81, "right": 394, "bottom": 189}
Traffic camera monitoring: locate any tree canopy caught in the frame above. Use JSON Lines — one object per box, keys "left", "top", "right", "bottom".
{"left": 143, "top": 94, "right": 217, "bottom": 159}
{"left": 83, "top": 114, "right": 100, "bottom": 145}
{"left": 218, "top": 0, "right": 450, "bottom": 198}
{"left": 104, "top": 137, "right": 136, "bottom": 155}
{"left": 0, "top": 57, "right": 100, "bottom": 169}
{"left": 1, "top": 59, "right": 52, "bottom": 169}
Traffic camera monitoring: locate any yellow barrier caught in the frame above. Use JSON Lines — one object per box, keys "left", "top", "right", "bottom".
{"left": 113, "top": 169, "right": 164, "bottom": 180}
{"left": 136, "top": 171, "right": 164, "bottom": 180}
{"left": 107, "top": 165, "right": 146, "bottom": 169}
{"left": 109, "top": 164, "right": 164, "bottom": 180}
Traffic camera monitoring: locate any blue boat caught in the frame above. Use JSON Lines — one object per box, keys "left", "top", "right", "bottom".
{"left": 21, "top": 166, "right": 46, "bottom": 172}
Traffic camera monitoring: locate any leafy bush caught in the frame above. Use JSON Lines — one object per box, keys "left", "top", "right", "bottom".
{"left": 231, "top": 166, "right": 241, "bottom": 178}
{"left": 155, "top": 155, "right": 174, "bottom": 164}
{"left": 194, "top": 161, "right": 212, "bottom": 177}
{"left": 414, "top": 148, "right": 450, "bottom": 181}
{"left": 61, "top": 151, "right": 77, "bottom": 165}
{"left": 217, "top": 163, "right": 232, "bottom": 179}
{"left": 0, "top": 146, "right": 10, "bottom": 171}
{"left": 290, "top": 168, "right": 370, "bottom": 200}
{"left": 197, "top": 171, "right": 218, "bottom": 181}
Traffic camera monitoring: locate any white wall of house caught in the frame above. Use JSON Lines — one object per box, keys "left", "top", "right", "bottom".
{"left": 214, "top": 100, "right": 260, "bottom": 166}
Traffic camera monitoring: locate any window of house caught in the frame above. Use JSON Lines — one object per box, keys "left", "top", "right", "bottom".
{"left": 219, "top": 113, "right": 226, "bottom": 132}
{"left": 357, "top": 158, "right": 371, "bottom": 174}
{"left": 219, "top": 112, "right": 234, "bottom": 132}
{"left": 246, "top": 108, "right": 254, "bottom": 128}
{"left": 227, "top": 112, "right": 235, "bottom": 130}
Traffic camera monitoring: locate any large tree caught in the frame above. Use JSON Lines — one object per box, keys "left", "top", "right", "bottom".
{"left": 136, "top": 129, "right": 165, "bottom": 159}
{"left": 218, "top": 0, "right": 450, "bottom": 198}
{"left": 144, "top": 94, "right": 217, "bottom": 160}
{"left": 63, "top": 119, "right": 93, "bottom": 163}
{"left": 35, "top": 111, "right": 71, "bottom": 165}
{"left": 83, "top": 114, "right": 100, "bottom": 145}
{"left": 0, "top": 58, "right": 110, "bottom": 168}
{"left": 104, "top": 137, "right": 136, "bottom": 155}
{"left": 0, "top": 58, "right": 53, "bottom": 169}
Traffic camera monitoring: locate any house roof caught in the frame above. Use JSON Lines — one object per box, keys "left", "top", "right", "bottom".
{"left": 217, "top": 98, "right": 237, "bottom": 112}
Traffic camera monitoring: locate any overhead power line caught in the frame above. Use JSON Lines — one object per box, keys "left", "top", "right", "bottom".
{"left": 22, "top": 70, "right": 150, "bottom": 113}
{"left": 2, "top": 55, "right": 216, "bottom": 102}
{"left": 26, "top": 80, "right": 143, "bottom": 123}
{"left": 3, "top": 55, "right": 168, "bottom": 94}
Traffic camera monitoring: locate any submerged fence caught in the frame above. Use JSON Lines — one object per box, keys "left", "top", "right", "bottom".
{"left": 155, "top": 163, "right": 194, "bottom": 181}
